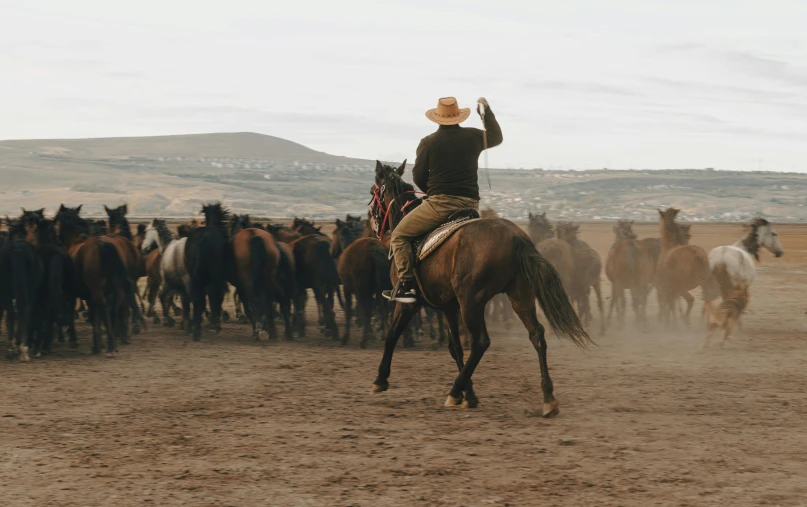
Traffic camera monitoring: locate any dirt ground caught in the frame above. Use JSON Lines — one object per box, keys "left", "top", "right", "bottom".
{"left": 2, "top": 222, "right": 807, "bottom": 506}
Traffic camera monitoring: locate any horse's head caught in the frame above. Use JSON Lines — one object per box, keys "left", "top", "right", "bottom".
{"left": 229, "top": 214, "right": 252, "bottom": 236}
{"left": 332, "top": 217, "right": 364, "bottom": 257}
{"left": 201, "top": 202, "right": 230, "bottom": 233}
{"left": 104, "top": 203, "right": 132, "bottom": 239}
{"left": 555, "top": 222, "right": 580, "bottom": 243}
{"left": 293, "top": 217, "right": 323, "bottom": 236}
{"left": 613, "top": 220, "right": 637, "bottom": 242}
{"left": 748, "top": 218, "right": 783, "bottom": 259}
{"left": 527, "top": 212, "right": 553, "bottom": 243}
{"left": 19, "top": 207, "right": 44, "bottom": 242}
{"left": 55, "top": 204, "right": 89, "bottom": 244}
{"left": 6, "top": 216, "right": 26, "bottom": 241}
{"left": 370, "top": 159, "right": 416, "bottom": 238}
{"left": 658, "top": 207, "right": 683, "bottom": 247}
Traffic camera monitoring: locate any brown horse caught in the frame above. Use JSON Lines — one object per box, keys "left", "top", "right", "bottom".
{"left": 292, "top": 218, "right": 326, "bottom": 237}
{"left": 331, "top": 218, "right": 365, "bottom": 259}
{"left": 605, "top": 220, "right": 656, "bottom": 329}
{"left": 338, "top": 237, "right": 393, "bottom": 348}
{"left": 528, "top": 213, "right": 576, "bottom": 296}
{"left": 556, "top": 222, "right": 605, "bottom": 334}
{"left": 55, "top": 205, "right": 137, "bottom": 355}
{"left": 104, "top": 204, "right": 148, "bottom": 335}
{"left": 289, "top": 234, "right": 341, "bottom": 338}
{"left": 229, "top": 216, "right": 288, "bottom": 340}
{"left": 369, "top": 161, "right": 590, "bottom": 416}
{"left": 656, "top": 208, "right": 716, "bottom": 326}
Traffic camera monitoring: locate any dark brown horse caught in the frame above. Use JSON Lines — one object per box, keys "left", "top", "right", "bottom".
{"left": 369, "top": 161, "right": 590, "bottom": 416}
{"left": 337, "top": 237, "right": 393, "bottom": 347}
{"left": 289, "top": 234, "right": 341, "bottom": 338}
{"left": 55, "top": 205, "right": 136, "bottom": 356}
{"left": 104, "top": 204, "right": 147, "bottom": 335}
{"left": 556, "top": 222, "right": 605, "bottom": 334}
{"left": 656, "top": 208, "right": 716, "bottom": 326}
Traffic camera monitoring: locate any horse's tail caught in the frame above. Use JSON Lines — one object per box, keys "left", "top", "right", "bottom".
{"left": 248, "top": 235, "right": 269, "bottom": 313}
{"left": 47, "top": 254, "right": 66, "bottom": 324}
{"left": 316, "top": 239, "right": 343, "bottom": 308}
{"left": 100, "top": 241, "right": 129, "bottom": 314}
{"left": 11, "top": 246, "right": 32, "bottom": 317}
{"left": 516, "top": 236, "right": 592, "bottom": 348}
{"left": 369, "top": 243, "right": 392, "bottom": 291}
{"left": 277, "top": 245, "right": 296, "bottom": 302}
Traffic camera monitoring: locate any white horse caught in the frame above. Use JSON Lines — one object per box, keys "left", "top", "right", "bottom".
{"left": 142, "top": 219, "right": 192, "bottom": 330}
{"left": 705, "top": 218, "right": 783, "bottom": 345}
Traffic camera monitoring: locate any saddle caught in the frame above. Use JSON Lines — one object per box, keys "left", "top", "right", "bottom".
{"left": 413, "top": 208, "right": 481, "bottom": 262}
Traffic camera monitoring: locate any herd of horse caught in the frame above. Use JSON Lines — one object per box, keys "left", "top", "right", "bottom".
{"left": 0, "top": 161, "right": 785, "bottom": 415}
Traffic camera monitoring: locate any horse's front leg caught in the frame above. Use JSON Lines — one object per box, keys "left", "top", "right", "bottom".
{"left": 371, "top": 302, "right": 418, "bottom": 393}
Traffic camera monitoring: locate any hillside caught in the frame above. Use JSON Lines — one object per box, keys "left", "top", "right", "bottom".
{"left": 0, "top": 132, "right": 805, "bottom": 221}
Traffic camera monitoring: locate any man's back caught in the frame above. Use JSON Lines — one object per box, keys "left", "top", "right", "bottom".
{"left": 412, "top": 107, "right": 502, "bottom": 201}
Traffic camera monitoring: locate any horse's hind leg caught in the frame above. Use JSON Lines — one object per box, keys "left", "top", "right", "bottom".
{"left": 509, "top": 283, "right": 558, "bottom": 418}
{"left": 358, "top": 294, "right": 375, "bottom": 349}
{"left": 680, "top": 291, "right": 695, "bottom": 327}
{"left": 443, "top": 306, "right": 465, "bottom": 374}
{"left": 592, "top": 281, "right": 605, "bottom": 335}
{"left": 371, "top": 302, "right": 418, "bottom": 394}
{"left": 341, "top": 288, "right": 353, "bottom": 346}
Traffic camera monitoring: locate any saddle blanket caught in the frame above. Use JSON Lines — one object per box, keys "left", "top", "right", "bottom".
{"left": 415, "top": 216, "right": 480, "bottom": 262}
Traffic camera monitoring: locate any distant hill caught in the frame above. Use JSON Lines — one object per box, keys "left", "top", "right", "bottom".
{"left": 0, "top": 132, "right": 805, "bottom": 222}
{"left": 0, "top": 132, "right": 369, "bottom": 165}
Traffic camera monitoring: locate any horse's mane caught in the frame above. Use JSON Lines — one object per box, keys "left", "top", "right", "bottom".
{"left": 741, "top": 217, "right": 769, "bottom": 261}
{"left": 152, "top": 219, "right": 173, "bottom": 245}
{"left": 201, "top": 202, "right": 231, "bottom": 232}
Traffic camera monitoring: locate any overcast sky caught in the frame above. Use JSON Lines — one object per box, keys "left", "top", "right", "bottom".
{"left": 2, "top": 1, "right": 806, "bottom": 170}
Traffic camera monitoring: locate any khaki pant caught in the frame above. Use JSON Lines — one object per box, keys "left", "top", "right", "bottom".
{"left": 391, "top": 194, "right": 479, "bottom": 282}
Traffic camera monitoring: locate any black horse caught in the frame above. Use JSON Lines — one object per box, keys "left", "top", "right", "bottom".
{"left": 185, "top": 203, "right": 230, "bottom": 340}
{"left": 0, "top": 216, "right": 43, "bottom": 361}
{"left": 34, "top": 219, "right": 79, "bottom": 354}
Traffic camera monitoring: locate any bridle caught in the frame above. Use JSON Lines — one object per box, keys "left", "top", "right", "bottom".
{"left": 369, "top": 180, "right": 422, "bottom": 241}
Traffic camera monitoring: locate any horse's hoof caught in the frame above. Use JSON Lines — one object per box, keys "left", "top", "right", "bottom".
{"left": 370, "top": 383, "right": 388, "bottom": 394}
{"left": 221, "top": 311, "right": 230, "bottom": 322}
{"left": 132, "top": 325, "right": 141, "bottom": 335}
{"left": 165, "top": 319, "right": 175, "bottom": 328}
{"left": 173, "top": 307, "right": 182, "bottom": 317}
{"left": 152, "top": 316, "right": 161, "bottom": 325}
{"left": 461, "top": 397, "right": 479, "bottom": 409}
{"left": 105, "top": 352, "right": 115, "bottom": 358}
{"left": 445, "top": 394, "right": 463, "bottom": 407}
{"left": 542, "top": 400, "right": 560, "bottom": 418}
{"left": 238, "top": 316, "right": 249, "bottom": 325}
{"left": 68, "top": 341, "right": 79, "bottom": 349}
{"left": 324, "top": 328, "right": 334, "bottom": 339}
{"left": 258, "top": 330, "right": 269, "bottom": 341}
{"left": 359, "top": 340, "right": 368, "bottom": 350}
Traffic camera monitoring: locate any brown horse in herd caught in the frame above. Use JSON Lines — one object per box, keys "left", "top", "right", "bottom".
{"left": 605, "top": 220, "right": 656, "bottom": 328}
{"left": 369, "top": 161, "right": 589, "bottom": 417}
{"left": 656, "top": 208, "right": 717, "bottom": 326}
{"left": 555, "top": 222, "right": 605, "bottom": 334}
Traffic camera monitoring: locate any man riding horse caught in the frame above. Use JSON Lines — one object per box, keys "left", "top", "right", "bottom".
{"left": 384, "top": 96, "right": 503, "bottom": 302}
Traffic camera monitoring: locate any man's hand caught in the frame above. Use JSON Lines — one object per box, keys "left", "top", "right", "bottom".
{"left": 477, "top": 97, "right": 489, "bottom": 116}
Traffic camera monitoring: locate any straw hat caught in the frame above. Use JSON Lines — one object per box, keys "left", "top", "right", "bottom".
{"left": 425, "top": 97, "right": 471, "bottom": 125}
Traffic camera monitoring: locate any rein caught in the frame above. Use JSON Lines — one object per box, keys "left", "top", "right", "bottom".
{"left": 369, "top": 184, "right": 423, "bottom": 240}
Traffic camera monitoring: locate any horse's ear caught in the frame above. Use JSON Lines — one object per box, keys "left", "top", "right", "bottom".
{"left": 528, "top": 212, "right": 533, "bottom": 219}
{"left": 658, "top": 209, "right": 664, "bottom": 217}
{"left": 21, "top": 207, "right": 27, "bottom": 214}
{"left": 316, "top": 226, "right": 322, "bottom": 232}
{"left": 122, "top": 204, "right": 128, "bottom": 215}
{"left": 375, "top": 160, "right": 384, "bottom": 176}
{"left": 104, "top": 205, "right": 110, "bottom": 214}
{"left": 59, "top": 204, "right": 66, "bottom": 213}
{"left": 397, "top": 159, "right": 407, "bottom": 176}
{"left": 630, "top": 220, "right": 634, "bottom": 225}
{"left": 75, "top": 204, "right": 82, "bottom": 213}
{"left": 336, "top": 219, "right": 344, "bottom": 228}
{"left": 540, "top": 212, "right": 546, "bottom": 218}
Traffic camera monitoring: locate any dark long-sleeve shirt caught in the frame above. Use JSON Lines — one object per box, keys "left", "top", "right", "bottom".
{"left": 411, "top": 106, "right": 503, "bottom": 200}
